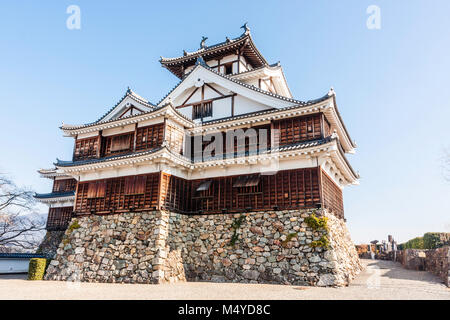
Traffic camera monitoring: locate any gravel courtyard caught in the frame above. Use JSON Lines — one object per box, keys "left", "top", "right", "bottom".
{"left": 0, "top": 259, "right": 449, "bottom": 300}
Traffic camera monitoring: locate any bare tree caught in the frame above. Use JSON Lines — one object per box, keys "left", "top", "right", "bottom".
{"left": 0, "top": 175, "right": 45, "bottom": 251}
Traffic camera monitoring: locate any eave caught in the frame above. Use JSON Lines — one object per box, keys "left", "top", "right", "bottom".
{"left": 94, "top": 88, "right": 156, "bottom": 124}
{"left": 54, "top": 137, "right": 357, "bottom": 186}
{"left": 158, "top": 63, "right": 304, "bottom": 108}
{"left": 55, "top": 146, "right": 194, "bottom": 173}
{"left": 34, "top": 191, "right": 75, "bottom": 203}
{"left": 229, "top": 62, "right": 293, "bottom": 98}
{"left": 160, "top": 32, "right": 268, "bottom": 79}
{"left": 61, "top": 103, "right": 194, "bottom": 137}
{"left": 37, "top": 168, "right": 70, "bottom": 179}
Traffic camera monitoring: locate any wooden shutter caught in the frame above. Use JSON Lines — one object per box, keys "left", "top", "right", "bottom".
{"left": 124, "top": 176, "right": 146, "bottom": 195}
{"left": 87, "top": 182, "right": 98, "bottom": 198}
{"left": 124, "top": 176, "right": 135, "bottom": 195}
{"left": 135, "top": 176, "right": 147, "bottom": 194}
{"left": 87, "top": 181, "right": 106, "bottom": 198}
{"left": 96, "top": 181, "right": 106, "bottom": 198}
{"left": 111, "top": 134, "right": 131, "bottom": 152}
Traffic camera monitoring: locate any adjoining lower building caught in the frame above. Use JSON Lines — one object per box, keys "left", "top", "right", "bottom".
{"left": 39, "top": 25, "right": 362, "bottom": 286}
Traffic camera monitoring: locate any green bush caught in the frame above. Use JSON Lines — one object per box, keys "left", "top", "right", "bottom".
{"left": 229, "top": 215, "right": 246, "bottom": 247}
{"left": 304, "top": 213, "right": 328, "bottom": 231}
{"left": 423, "top": 233, "right": 443, "bottom": 249}
{"left": 310, "top": 235, "right": 330, "bottom": 249}
{"left": 67, "top": 219, "right": 81, "bottom": 233}
{"left": 281, "top": 232, "right": 298, "bottom": 247}
{"left": 402, "top": 236, "right": 424, "bottom": 249}
{"left": 28, "top": 258, "right": 47, "bottom": 280}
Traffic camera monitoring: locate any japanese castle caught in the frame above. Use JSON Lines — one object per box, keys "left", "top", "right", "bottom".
{"left": 35, "top": 25, "right": 359, "bottom": 232}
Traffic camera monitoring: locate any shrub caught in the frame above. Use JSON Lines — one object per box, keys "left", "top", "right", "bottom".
{"left": 28, "top": 258, "right": 47, "bottom": 280}
{"left": 304, "top": 213, "right": 328, "bottom": 231}
{"left": 281, "top": 232, "right": 298, "bottom": 247}
{"left": 229, "top": 215, "right": 246, "bottom": 247}
{"left": 423, "top": 233, "right": 443, "bottom": 249}
{"left": 310, "top": 235, "right": 330, "bottom": 249}
{"left": 402, "top": 236, "right": 424, "bottom": 249}
{"left": 67, "top": 219, "right": 81, "bottom": 233}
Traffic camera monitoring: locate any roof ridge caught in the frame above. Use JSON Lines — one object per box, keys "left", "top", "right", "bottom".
{"left": 202, "top": 64, "right": 305, "bottom": 104}
{"left": 89, "top": 88, "right": 157, "bottom": 125}
{"left": 158, "top": 63, "right": 305, "bottom": 106}
{"left": 34, "top": 191, "right": 75, "bottom": 199}
{"left": 160, "top": 32, "right": 248, "bottom": 62}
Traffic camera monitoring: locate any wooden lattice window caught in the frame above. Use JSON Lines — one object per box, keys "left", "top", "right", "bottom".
{"left": 52, "top": 179, "right": 77, "bottom": 193}
{"left": 46, "top": 207, "right": 73, "bottom": 231}
{"left": 73, "top": 137, "right": 99, "bottom": 160}
{"left": 136, "top": 123, "right": 164, "bottom": 151}
{"left": 192, "top": 102, "right": 213, "bottom": 120}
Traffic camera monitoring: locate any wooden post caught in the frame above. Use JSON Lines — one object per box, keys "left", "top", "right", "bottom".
{"left": 201, "top": 84, "right": 205, "bottom": 121}
{"left": 133, "top": 123, "right": 138, "bottom": 152}
{"left": 231, "top": 95, "right": 235, "bottom": 117}
{"left": 97, "top": 131, "right": 102, "bottom": 158}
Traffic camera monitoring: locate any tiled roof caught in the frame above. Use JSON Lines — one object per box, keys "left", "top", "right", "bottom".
{"left": 160, "top": 32, "right": 267, "bottom": 65}
{"left": 34, "top": 191, "right": 75, "bottom": 199}
{"left": 61, "top": 102, "right": 192, "bottom": 131}
{"left": 157, "top": 63, "right": 312, "bottom": 107}
{"left": 200, "top": 93, "right": 331, "bottom": 126}
{"left": 55, "top": 147, "right": 164, "bottom": 167}
{"left": 160, "top": 31, "right": 269, "bottom": 79}
{"left": 0, "top": 253, "right": 45, "bottom": 259}
{"left": 268, "top": 137, "right": 333, "bottom": 153}
{"left": 206, "top": 65, "right": 304, "bottom": 104}
{"left": 200, "top": 137, "right": 334, "bottom": 162}
{"left": 85, "top": 88, "right": 157, "bottom": 126}
{"left": 56, "top": 137, "right": 334, "bottom": 168}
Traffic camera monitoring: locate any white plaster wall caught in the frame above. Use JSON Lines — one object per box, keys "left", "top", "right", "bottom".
{"left": 212, "top": 97, "right": 232, "bottom": 119}
{"left": 232, "top": 62, "right": 238, "bottom": 74}
{"left": 221, "top": 54, "right": 237, "bottom": 64}
{"left": 0, "top": 259, "right": 30, "bottom": 273}
{"left": 233, "top": 95, "right": 272, "bottom": 115}
{"left": 138, "top": 117, "right": 164, "bottom": 128}
{"left": 102, "top": 124, "right": 135, "bottom": 137}
{"left": 78, "top": 131, "right": 99, "bottom": 139}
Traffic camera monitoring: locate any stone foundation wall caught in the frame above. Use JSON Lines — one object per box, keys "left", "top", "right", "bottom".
{"left": 45, "top": 209, "right": 361, "bottom": 286}
{"left": 37, "top": 231, "right": 65, "bottom": 258}
{"left": 425, "top": 247, "right": 449, "bottom": 286}
{"left": 45, "top": 211, "right": 185, "bottom": 283}
{"left": 402, "top": 249, "right": 427, "bottom": 271}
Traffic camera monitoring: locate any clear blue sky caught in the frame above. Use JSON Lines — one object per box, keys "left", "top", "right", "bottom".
{"left": 0, "top": 1, "right": 449, "bottom": 244}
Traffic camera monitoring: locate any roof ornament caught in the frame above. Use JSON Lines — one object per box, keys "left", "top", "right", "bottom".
{"left": 241, "top": 22, "right": 250, "bottom": 35}
{"left": 328, "top": 87, "right": 335, "bottom": 96}
{"left": 200, "top": 36, "right": 208, "bottom": 49}
{"left": 195, "top": 56, "right": 207, "bottom": 66}
{"left": 127, "top": 86, "right": 132, "bottom": 94}
{"left": 183, "top": 50, "right": 188, "bottom": 56}
{"left": 331, "top": 129, "right": 339, "bottom": 139}
{"left": 225, "top": 36, "right": 231, "bottom": 43}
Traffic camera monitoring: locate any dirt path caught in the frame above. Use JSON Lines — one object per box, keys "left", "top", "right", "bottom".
{"left": 0, "top": 259, "right": 448, "bottom": 300}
